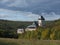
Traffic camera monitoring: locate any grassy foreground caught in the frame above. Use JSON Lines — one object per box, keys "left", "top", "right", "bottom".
{"left": 0, "top": 38, "right": 60, "bottom": 45}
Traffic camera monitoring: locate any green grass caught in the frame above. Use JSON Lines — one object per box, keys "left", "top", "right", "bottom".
{"left": 0, "top": 38, "right": 60, "bottom": 45}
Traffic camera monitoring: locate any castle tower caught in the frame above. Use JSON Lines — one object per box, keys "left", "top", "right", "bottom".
{"left": 38, "top": 16, "right": 45, "bottom": 27}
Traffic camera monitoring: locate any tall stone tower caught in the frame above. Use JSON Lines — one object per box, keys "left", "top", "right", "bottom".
{"left": 38, "top": 16, "right": 45, "bottom": 27}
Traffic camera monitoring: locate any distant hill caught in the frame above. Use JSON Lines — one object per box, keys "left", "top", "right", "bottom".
{"left": 0, "top": 19, "right": 60, "bottom": 31}
{"left": 45, "top": 19, "right": 60, "bottom": 28}
{"left": 0, "top": 19, "right": 32, "bottom": 31}
{"left": 0, "top": 19, "right": 32, "bottom": 38}
{"left": 0, "top": 19, "right": 60, "bottom": 39}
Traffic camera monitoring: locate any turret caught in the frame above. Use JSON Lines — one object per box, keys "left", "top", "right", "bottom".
{"left": 38, "top": 16, "right": 45, "bottom": 27}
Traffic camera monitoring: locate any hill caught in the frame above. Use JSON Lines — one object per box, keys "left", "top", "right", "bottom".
{"left": 0, "top": 19, "right": 60, "bottom": 39}
{"left": 0, "top": 19, "right": 33, "bottom": 30}
{"left": 0, "top": 19, "right": 60, "bottom": 30}
{"left": 0, "top": 19, "right": 32, "bottom": 38}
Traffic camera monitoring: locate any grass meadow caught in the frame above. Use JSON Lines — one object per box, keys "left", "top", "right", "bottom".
{"left": 0, "top": 38, "right": 60, "bottom": 45}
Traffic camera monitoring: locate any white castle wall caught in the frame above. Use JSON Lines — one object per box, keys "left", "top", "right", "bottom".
{"left": 38, "top": 20, "right": 45, "bottom": 27}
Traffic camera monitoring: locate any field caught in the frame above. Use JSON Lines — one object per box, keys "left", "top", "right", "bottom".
{"left": 0, "top": 38, "right": 60, "bottom": 45}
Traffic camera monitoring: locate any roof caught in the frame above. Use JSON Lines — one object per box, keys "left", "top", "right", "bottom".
{"left": 27, "top": 25, "right": 36, "bottom": 28}
{"left": 38, "top": 16, "right": 45, "bottom": 20}
{"left": 27, "top": 22, "right": 36, "bottom": 28}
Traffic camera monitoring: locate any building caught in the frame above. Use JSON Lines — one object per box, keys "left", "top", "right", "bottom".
{"left": 25, "top": 16, "right": 45, "bottom": 31}
{"left": 38, "top": 16, "right": 45, "bottom": 27}
{"left": 17, "top": 28, "right": 24, "bottom": 34}
{"left": 25, "top": 22, "right": 36, "bottom": 31}
{"left": 17, "top": 16, "right": 45, "bottom": 33}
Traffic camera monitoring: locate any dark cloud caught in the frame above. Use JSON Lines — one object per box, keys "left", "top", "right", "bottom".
{"left": 0, "top": 0, "right": 60, "bottom": 15}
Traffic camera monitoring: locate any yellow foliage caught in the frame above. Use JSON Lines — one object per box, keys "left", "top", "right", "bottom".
{"left": 41, "top": 29, "right": 49, "bottom": 39}
{"left": 50, "top": 33, "right": 55, "bottom": 40}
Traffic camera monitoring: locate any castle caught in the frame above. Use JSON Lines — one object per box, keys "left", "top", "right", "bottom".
{"left": 17, "top": 16, "right": 45, "bottom": 33}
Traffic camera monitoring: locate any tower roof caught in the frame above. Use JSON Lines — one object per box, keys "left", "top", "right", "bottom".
{"left": 38, "top": 16, "right": 45, "bottom": 20}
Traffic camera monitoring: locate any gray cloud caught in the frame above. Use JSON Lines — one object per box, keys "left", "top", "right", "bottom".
{"left": 0, "top": 0, "right": 60, "bottom": 15}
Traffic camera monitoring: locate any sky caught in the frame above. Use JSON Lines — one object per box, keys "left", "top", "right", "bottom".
{"left": 0, "top": 0, "right": 60, "bottom": 21}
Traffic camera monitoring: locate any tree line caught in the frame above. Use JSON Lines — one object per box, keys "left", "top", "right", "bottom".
{"left": 0, "top": 19, "right": 60, "bottom": 40}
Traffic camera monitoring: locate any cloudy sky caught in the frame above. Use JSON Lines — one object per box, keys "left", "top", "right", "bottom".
{"left": 0, "top": 0, "right": 60, "bottom": 21}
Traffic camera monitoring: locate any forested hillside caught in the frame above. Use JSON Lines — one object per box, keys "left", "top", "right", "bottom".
{"left": 0, "top": 19, "right": 32, "bottom": 30}
{"left": 18, "top": 19, "right": 60, "bottom": 40}
{"left": 0, "top": 19, "right": 32, "bottom": 38}
{"left": 0, "top": 19, "right": 60, "bottom": 40}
